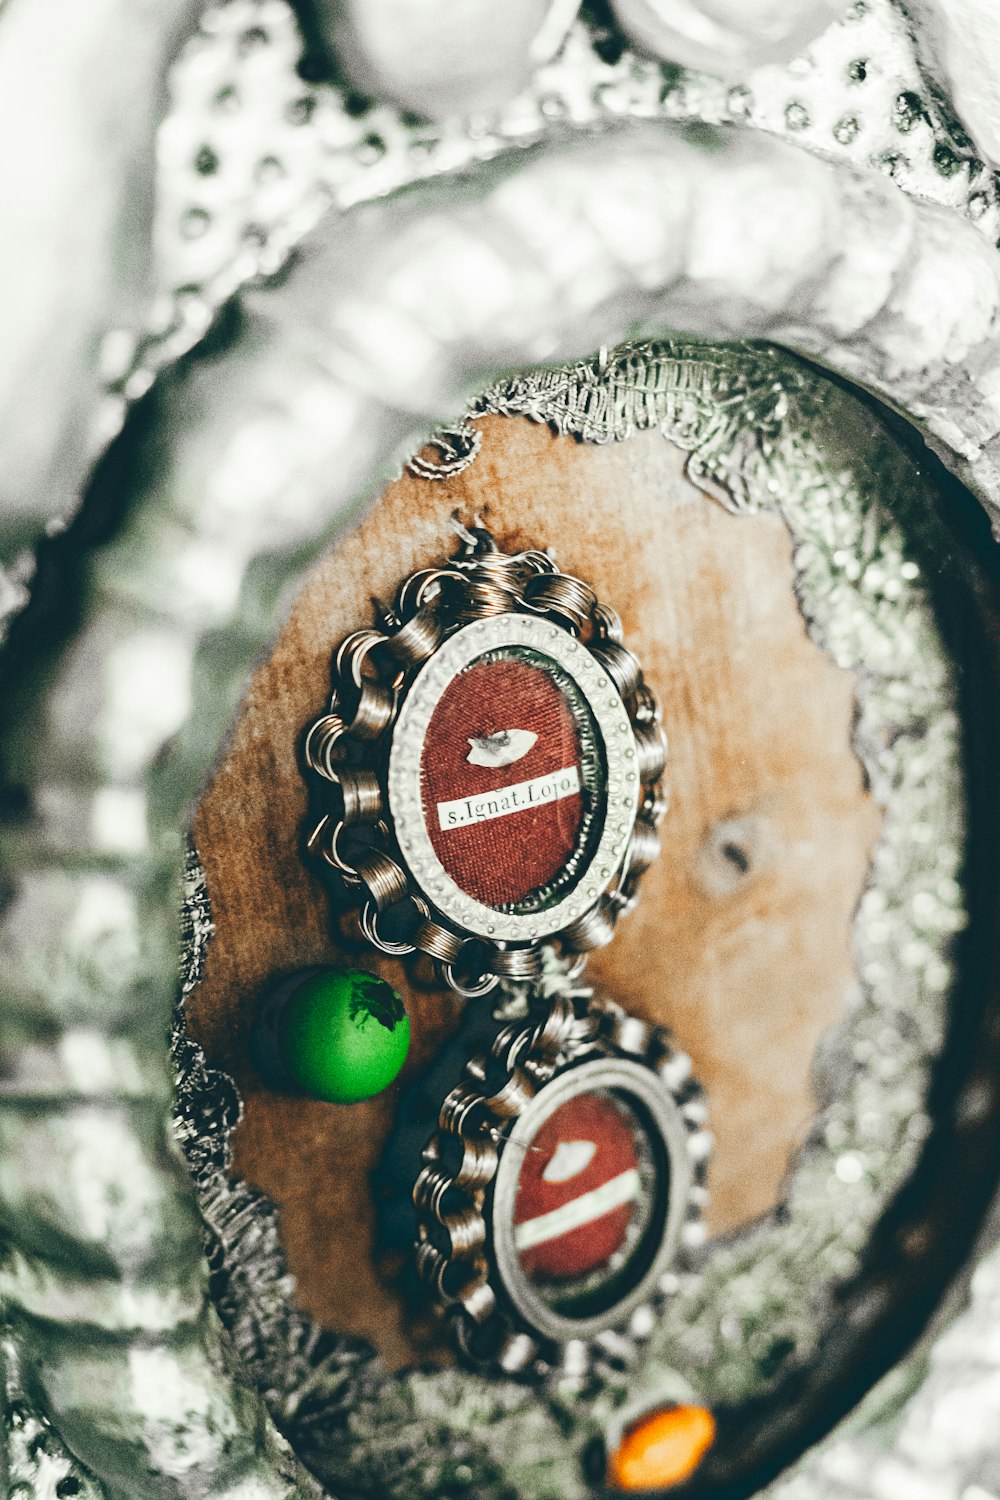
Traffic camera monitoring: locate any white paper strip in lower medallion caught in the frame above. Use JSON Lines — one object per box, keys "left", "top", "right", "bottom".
{"left": 513, "top": 1167, "right": 642, "bottom": 1252}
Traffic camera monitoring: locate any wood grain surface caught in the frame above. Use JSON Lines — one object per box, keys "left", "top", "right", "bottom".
{"left": 186, "top": 415, "right": 882, "bottom": 1368}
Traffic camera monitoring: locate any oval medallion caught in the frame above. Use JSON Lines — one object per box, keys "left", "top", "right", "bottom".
{"left": 388, "top": 612, "right": 643, "bottom": 947}
{"left": 395, "top": 990, "right": 707, "bottom": 1376}
{"left": 302, "top": 537, "right": 666, "bottom": 994}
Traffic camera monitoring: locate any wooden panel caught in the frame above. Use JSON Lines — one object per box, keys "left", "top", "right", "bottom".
{"left": 186, "top": 415, "right": 881, "bottom": 1368}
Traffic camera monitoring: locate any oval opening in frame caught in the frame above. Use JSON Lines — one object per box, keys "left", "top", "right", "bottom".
{"left": 387, "top": 613, "right": 640, "bottom": 942}
{"left": 418, "top": 644, "right": 606, "bottom": 914}
{"left": 490, "top": 1057, "right": 692, "bottom": 1343}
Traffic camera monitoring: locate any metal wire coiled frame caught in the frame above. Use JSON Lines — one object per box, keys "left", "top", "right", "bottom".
{"left": 302, "top": 529, "right": 667, "bottom": 996}
{"left": 407, "top": 978, "right": 712, "bottom": 1381}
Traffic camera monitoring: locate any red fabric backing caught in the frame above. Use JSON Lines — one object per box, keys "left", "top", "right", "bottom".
{"left": 514, "top": 1092, "right": 639, "bottom": 1282}
{"left": 420, "top": 656, "right": 584, "bottom": 908}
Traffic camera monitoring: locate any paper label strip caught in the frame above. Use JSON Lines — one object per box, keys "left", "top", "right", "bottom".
{"left": 436, "top": 764, "right": 581, "bottom": 831}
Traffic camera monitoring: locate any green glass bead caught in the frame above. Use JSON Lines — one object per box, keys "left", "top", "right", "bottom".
{"left": 275, "top": 969, "right": 410, "bottom": 1104}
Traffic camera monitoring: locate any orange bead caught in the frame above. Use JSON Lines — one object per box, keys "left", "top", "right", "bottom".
{"left": 607, "top": 1404, "right": 716, "bottom": 1491}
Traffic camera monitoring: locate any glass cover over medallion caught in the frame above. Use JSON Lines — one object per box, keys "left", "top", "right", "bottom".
{"left": 418, "top": 646, "right": 605, "bottom": 913}
{"left": 510, "top": 1086, "right": 666, "bottom": 1320}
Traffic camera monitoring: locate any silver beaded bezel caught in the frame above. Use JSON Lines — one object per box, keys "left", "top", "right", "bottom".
{"left": 387, "top": 613, "right": 641, "bottom": 943}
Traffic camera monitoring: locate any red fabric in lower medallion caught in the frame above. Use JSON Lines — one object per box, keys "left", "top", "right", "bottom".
{"left": 514, "top": 1092, "right": 640, "bottom": 1283}
{"left": 419, "top": 655, "right": 585, "bottom": 909}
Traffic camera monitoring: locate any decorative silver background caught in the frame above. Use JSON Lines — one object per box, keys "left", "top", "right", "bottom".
{"left": 2, "top": 2, "right": 1000, "bottom": 1498}
{"left": 166, "top": 343, "right": 967, "bottom": 1500}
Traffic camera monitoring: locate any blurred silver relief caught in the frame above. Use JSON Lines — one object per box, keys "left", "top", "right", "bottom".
{"left": 2, "top": 3, "right": 1000, "bottom": 1499}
